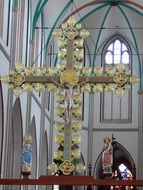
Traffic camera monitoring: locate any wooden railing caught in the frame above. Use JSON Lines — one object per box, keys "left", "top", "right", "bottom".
{"left": 0, "top": 176, "right": 143, "bottom": 186}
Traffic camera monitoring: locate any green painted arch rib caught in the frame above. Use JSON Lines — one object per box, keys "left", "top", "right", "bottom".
{"left": 118, "top": 5, "right": 142, "bottom": 89}
{"left": 84, "top": 41, "right": 92, "bottom": 67}
{"left": 44, "top": 0, "right": 73, "bottom": 57}
{"left": 119, "top": 2, "right": 143, "bottom": 16}
{"left": 46, "top": 2, "right": 109, "bottom": 66}
{"left": 31, "top": 0, "right": 43, "bottom": 33}
{"left": 62, "top": 0, "right": 143, "bottom": 24}
{"left": 92, "top": 5, "right": 111, "bottom": 68}
{"left": 123, "top": 0, "right": 143, "bottom": 10}
{"left": 63, "top": 0, "right": 107, "bottom": 24}
{"left": 32, "top": 0, "right": 49, "bottom": 40}
{"left": 31, "top": 0, "right": 46, "bottom": 39}
{"left": 34, "top": 0, "right": 45, "bottom": 18}
{"left": 77, "top": 2, "right": 109, "bottom": 24}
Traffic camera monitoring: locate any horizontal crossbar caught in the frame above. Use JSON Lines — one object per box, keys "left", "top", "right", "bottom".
{"left": 24, "top": 76, "right": 113, "bottom": 84}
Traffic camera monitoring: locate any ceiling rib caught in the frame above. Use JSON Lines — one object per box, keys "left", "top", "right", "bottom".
{"left": 118, "top": 5, "right": 142, "bottom": 89}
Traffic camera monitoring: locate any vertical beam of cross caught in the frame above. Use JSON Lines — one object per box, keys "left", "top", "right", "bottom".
{"left": 52, "top": 16, "right": 89, "bottom": 175}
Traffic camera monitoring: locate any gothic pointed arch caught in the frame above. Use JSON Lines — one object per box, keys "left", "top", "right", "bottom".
{"left": 28, "top": 115, "right": 37, "bottom": 179}
{"left": 93, "top": 140, "right": 136, "bottom": 190}
{"left": 9, "top": 98, "right": 23, "bottom": 181}
{"left": 42, "top": 130, "right": 48, "bottom": 175}
{"left": 101, "top": 34, "right": 132, "bottom": 123}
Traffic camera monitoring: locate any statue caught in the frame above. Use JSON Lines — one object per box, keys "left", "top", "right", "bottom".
{"left": 22, "top": 135, "right": 32, "bottom": 174}
{"left": 102, "top": 137, "right": 113, "bottom": 174}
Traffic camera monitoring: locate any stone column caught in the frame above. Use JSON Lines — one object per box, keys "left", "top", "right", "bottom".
{"left": 48, "top": 93, "right": 55, "bottom": 166}
{"left": 87, "top": 93, "right": 94, "bottom": 168}
{"left": 138, "top": 91, "right": 143, "bottom": 179}
{"left": 87, "top": 93, "right": 94, "bottom": 190}
{"left": 2, "top": 5, "right": 18, "bottom": 190}
{"left": 25, "top": 40, "right": 34, "bottom": 134}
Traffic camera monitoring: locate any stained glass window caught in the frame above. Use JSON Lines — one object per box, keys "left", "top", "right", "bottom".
{"left": 111, "top": 164, "right": 133, "bottom": 190}
{"left": 105, "top": 39, "right": 130, "bottom": 65}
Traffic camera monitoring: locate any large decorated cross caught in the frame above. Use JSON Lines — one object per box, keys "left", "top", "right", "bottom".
{"left": 1, "top": 16, "right": 139, "bottom": 176}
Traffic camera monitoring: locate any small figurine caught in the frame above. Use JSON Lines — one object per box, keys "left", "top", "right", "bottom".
{"left": 102, "top": 137, "right": 113, "bottom": 174}
{"left": 22, "top": 135, "right": 32, "bottom": 173}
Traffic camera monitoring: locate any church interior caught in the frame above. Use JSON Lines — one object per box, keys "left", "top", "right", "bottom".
{"left": 0, "top": 0, "right": 143, "bottom": 189}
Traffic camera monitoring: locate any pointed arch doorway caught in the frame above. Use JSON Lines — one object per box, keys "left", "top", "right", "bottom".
{"left": 94, "top": 140, "right": 136, "bottom": 190}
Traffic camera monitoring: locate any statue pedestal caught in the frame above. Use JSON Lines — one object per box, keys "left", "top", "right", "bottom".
{"left": 21, "top": 171, "right": 31, "bottom": 179}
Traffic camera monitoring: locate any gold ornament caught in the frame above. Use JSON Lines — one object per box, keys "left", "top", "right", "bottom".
{"left": 48, "top": 163, "right": 58, "bottom": 174}
{"left": 75, "top": 163, "right": 86, "bottom": 173}
{"left": 54, "top": 150, "right": 63, "bottom": 161}
{"left": 73, "top": 94, "right": 82, "bottom": 104}
{"left": 63, "top": 25, "right": 78, "bottom": 40}
{"left": 72, "top": 148, "right": 81, "bottom": 159}
{"left": 115, "top": 87, "right": 125, "bottom": 98}
{"left": 105, "top": 67, "right": 116, "bottom": 76}
{"left": 92, "top": 84, "right": 103, "bottom": 92}
{"left": 93, "top": 67, "right": 103, "bottom": 76}
{"left": 81, "top": 67, "right": 92, "bottom": 76}
{"left": 60, "top": 70, "right": 79, "bottom": 86}
{"left": 129, "top": 76, "right": 140, "bottom": 84}
{"left": 48, "top": 68, "right": 59, "bottom": 76}
{"left": 1, "top": 76, "right": 10, "bottom": 83}
{"left": 55, "top": 107, "right": 65, "bottom": 117}
{"left": 56, "top": 93, "right": 65, "bottom": 104}
{"left": 104, "top": 84, "right": 114, "bottom": 92}
{"left": 59, "top": 160, "right": 74, "bottom": 175}
{"left": 34, "top": 83, "right": 45, "bottom": 92}
{"left": 71, "top": 121, "right": 82, "bottom": 131}
{"left": 23, "top": 83, "right": 33, "bottom": 93}
{"left": 113, "top": 73, "right": 128, "bottom": 87}
{"left": 72, "top": 135, "right": 81, "bottom": 144}
{"left": 47, "top": 84, "right": 58, "bottom": 92}
{"left": 13, "top": 87, "right": 22, "bottom": 97}
{"left": 15, "top": 63, "right": 24, "bottom": 72}
{"left": 23, "top": 135, "right": 32, "bottom": 144}
{"left": 24, "top": 67, "right": 35, "bottom": 76}
{"left": 11, "top": 73, "right": 25, "bottom": 86}
{"left": 72, "top": 107, "right": 82, "bottom": 117}
{"left": 81, "top": 83, "right": 91, "bottom": 92}
{"left": 55, "top": 135, "right": 64, "bottom": 144}
{"left": 54, "top": 123, "right": 64, "bottom": 132}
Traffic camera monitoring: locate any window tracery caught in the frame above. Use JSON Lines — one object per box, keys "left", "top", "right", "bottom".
{"left": 101, "top": 35, "right": 132, "bottom": 123}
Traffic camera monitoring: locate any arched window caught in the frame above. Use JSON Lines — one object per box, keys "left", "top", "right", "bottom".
{"left": 101, "top": 35, "right": 132, "bottom": 123}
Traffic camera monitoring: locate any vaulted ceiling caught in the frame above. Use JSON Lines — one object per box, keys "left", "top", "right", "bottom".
{"left": 32, "top": 0, "right": 143, "bottom": 88}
